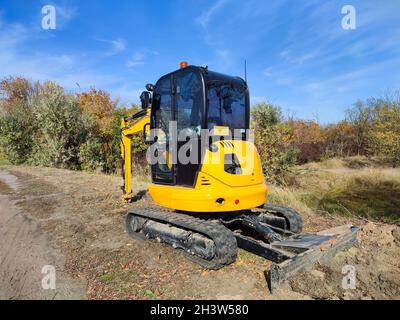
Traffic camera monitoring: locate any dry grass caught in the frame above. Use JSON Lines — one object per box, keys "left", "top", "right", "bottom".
{"left": 267, "top": 185, "right": 314, "bottom": 217}
{"left": 318, "top": 169, "right": 400, "bottom": 222}
{"left": 301, "top": 156, "right": 395, "bottom": 171}
{"left": 268, "top": 158, "right": 400, "bottom": 224}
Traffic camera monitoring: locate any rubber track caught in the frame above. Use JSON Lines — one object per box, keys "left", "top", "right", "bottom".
{"left": 126, "top": 207, "right": 238, "bottom": 270}
{"left": 261, "top": 203, "right": 303, "bottom": 234}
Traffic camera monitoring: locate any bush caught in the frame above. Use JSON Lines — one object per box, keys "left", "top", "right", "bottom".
{"left": 342, "top": 95, "right": 400, "bottom": 165}
{"left": 345, "top": 100, "right": 372, "bottom": 155}
{"left": 77, "top": 89, "right": 146, "bottom": 173}
{"left": 0, "top": 77, "right": 37, "bottom": 164}
{"left": 78, "top": 136, "right": 105, "bottom": 171}
{"left": 251, "top": 101, "right": 282, "bottom": 127}
{"left": 286, "top": 119, "right": 327, "bottom": 163}
{"left": 251, "top": 102, "right": 296, "bottom": 183}
{"left": 28, "top": 82, "right": 88, "bottom": 169}
{"left": 0, "top": 103, "right": 37, "bottom": 164}
{"left": 365, "top": 97, "right": 400, "bottom": 165}
{"left": 0, "top": 77, "right": 149, "bottom": 174}
{"left": 325, "top": 121, "right": 357, "bottom": 157}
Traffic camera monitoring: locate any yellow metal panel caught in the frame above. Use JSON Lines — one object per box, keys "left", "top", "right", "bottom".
{"left": 148, "top": 140, "right": 268, "bottom": 212}
{"left": 202, "top": 140, "right": 264, "bottom": 187}
{"left": 149, "top": 178, "right": 267, "bottom": 212}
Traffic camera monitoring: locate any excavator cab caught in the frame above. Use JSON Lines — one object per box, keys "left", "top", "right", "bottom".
{"left": 149, "top": 66, "right": 249, "bottom": 185}
{"left": 143, "top": 65, "right": 266, "bottom": 212}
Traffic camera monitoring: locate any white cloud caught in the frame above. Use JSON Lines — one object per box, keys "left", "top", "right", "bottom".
{"left": 214, "top": 49, "right": 235, "bottom": 70}
{"left": 53, "top": 3, "right": 78, "bottom": 28}
{"left": 263, "top": 67, "right": 274, "bottom": 77}
{"left": 57, "top": 5, "right": 77, "bottom": 20}
{"left": 0, "top": 21, "right": 27, "bottom": 48}
{"left": 278, "top": 49, "right": 317, "bottom": 66}
{"left": 196, "top": 0, "right": 228, "bottom": 28}
{"left": 126, "top": 49, "right": 158, "bottom": 68}
{"left": 111, "top": 38, "right": 126, "bottom": 52}
{"left": 0, "top": 18, "right": 123, "bottom": 93}
{"left": 127, "top": 51, "right": 145, "bottom": 68}
{"left": 96, "top": 38, "right": 127, "bottom": 56}
{"left": 216, "top": 49, "right": 230, "bottom": 59}
{"left": 0, "top": 16, "right": 156, "bottom": 105}
{"left": 279, "top": 49, "right": 290, "bottom": 59}
{"left": 303, "top": 57, "right": 400, "bottom": 98}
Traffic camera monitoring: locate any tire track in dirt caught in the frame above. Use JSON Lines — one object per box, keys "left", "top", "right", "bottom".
{"left": 0, "top": 170, "right": 86, "bottom": 300}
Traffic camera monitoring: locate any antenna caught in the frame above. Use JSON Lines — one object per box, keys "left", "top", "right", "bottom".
{"left": 244, "top": 60, "right": 247, "bottom": 83}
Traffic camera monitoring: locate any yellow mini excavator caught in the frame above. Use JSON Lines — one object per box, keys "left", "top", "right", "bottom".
{"left": 120, "top": 62, "right": 358, "bottom": 291}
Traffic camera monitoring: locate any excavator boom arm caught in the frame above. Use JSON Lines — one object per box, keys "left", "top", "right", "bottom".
{"left": 120, "top": 108, "right": 150, "bottom": 201}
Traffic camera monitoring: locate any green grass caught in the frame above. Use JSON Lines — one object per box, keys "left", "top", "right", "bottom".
{"left": 271, "top": 159, "right": 400, "bottom": 224}
{"left": 98, "top": 274, "right": 114, "bottom": 284}
{"left": 318, "top": 173, "right": 400, "bottom": 222}
{"left": 0, "top": 158, "right": 11, "bottom": 165}
{"left": 144, "top": 289, "right": 157, "bottom": 300}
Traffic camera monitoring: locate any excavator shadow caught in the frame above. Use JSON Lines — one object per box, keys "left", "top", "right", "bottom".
{"left": 130, "top": 190, "right": 148, "bottom": 203}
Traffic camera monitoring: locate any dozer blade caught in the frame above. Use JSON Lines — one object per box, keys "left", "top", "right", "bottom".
{"left": 266, "top": 224, "right": 359, "bottom": 293}
{"left": 220, "top": 206, "right": 359, "bottom": 292}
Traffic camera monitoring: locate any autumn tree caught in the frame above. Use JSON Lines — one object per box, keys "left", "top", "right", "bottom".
{"left": 77, "top": 88, "right": 119, "bottom": 172}
{"left": 345, "top": 100, "right": 373, "bottom": 155}
{"left": 0, "top": 76, "right": 33, "bottom": 111}
{"left": 78, "top": 88, "right": 117, "bottom": 138}
{"left": 286, "top": 119, "right": 326, "bottom": 163}
{"left": 366, "top": 96, "right": 400, "bottom": 165}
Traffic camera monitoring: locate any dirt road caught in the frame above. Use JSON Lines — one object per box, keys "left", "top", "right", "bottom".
{"left": 0, "top": 171, "right": 86, "bottom": 299}
{"left": 0, "top": 165, "right": 399, "bottom": 300}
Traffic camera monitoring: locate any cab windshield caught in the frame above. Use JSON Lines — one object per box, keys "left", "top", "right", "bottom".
{"left": 206, "top": 81, "right": 246, "bottom": 130}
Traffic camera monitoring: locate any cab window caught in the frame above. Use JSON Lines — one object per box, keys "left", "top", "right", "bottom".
{"left": 207, "top": 81, "right": 246, "bottom": 130}
{"left": 175, "top": 71, "right": 202, "bottom": 135}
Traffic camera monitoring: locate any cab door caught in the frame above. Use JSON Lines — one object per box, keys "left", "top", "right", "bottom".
{"left": 174, "top": 70, "right": 203, "bottom": 187}
{"left": 151, "top": 75, "right": 175, "bottom": 184}
{"left": 151, "top": 68, "right": 204, "bottom": 187}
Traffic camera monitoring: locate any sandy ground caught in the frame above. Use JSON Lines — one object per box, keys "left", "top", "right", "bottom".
{"left": 0, "top": 171, "right": 86, "bottom": 299}
{"left": 0, "top": 165, "right": 399, "bottom": 300}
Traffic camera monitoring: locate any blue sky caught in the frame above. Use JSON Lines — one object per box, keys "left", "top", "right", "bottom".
{"left": 0, "top": 0, "right": 399, "bottom": 123}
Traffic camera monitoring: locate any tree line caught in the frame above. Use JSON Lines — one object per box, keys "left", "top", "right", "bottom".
{"left": 0, "top": 76, "right": 399, "bottom": 183}
{"left": 0, "top": 76, "right": 142, "bottom": 173}
{"left": 252, "top": 93, "right": 400, "bottom": 182}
